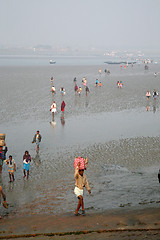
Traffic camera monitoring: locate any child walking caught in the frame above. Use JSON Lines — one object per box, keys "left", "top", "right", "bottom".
{"left": 74, "top": 162, "right": 91, "bottom": 216}
{"left": 5, "top": 155, "right": 16, "bottom": 182}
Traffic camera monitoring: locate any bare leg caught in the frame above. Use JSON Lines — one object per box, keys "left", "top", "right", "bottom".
{"left": 27, "top": 170, "right": 29, "bottom": 180}
{"left": 75, "top": 198, "right": 81, "bottom": 215}
{"left": 75, "top": 195, "right": 84, "bottom": 215}
{"left": 0, "top": 165, "right": 2, "bottom": 174}
{"left": 23, "top": 169, "right": 26, "bottom": 178}
{"left": 36, "top": 144, "right": 39, "bottom": 153}
{"left": 52, "top": 112, "right": 55, "bottom": 121}
{"left": 9, "top": 173, "right": 12, "bottom": 182}
{"left": 12, "top": 173, "right": 15, "bottom": 182}
{"left": 0, "top": 186, "right": 7, "bottom": 218}
{"left": 80, "top": 197, "right": 84, "bottom": 211}
{"left": 0, "top": 186, "right": 2, "bottom": 200}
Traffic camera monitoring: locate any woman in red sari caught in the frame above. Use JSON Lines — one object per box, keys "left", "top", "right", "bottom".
{"left": 61, "top": 101, "right": 66, "bottom": 112}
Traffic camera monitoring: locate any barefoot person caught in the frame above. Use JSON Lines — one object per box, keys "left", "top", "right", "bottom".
{"left": 0, "top": 186, "right": 8, "bottom": 219}
{"left": 51, "top": 86, "right": 56, "bottom": 96}
{"left": 74, "top": 162, "right": 91, "bottom": 216}
{"left": 32, "top": 130, "right": 42, "bottom": 153}
{"left": 60, "top": 87, "right": 66, "bottom": 96}
{"left": 50, "top": 77, "right": 54, "bottom": 85}
{"left": 23, "top": 150, "right": 31, "bottom": 180}
{"left": 50, "top": 101, "right": 57, "bottom": 121}
{"left": 85, "top": 86, "right": 90, "bottom": 96}
{"left": 5, "top": 155, "right": 16, "bottom": 182}
{"left": 95, "top": 79, "right": 99, "bottom": 87}
{"left": 77, "top": 87, "right": 82, "bottom": 96}
{"left": 153, "top": 89, "right": 159, "bottom": 100}
{"left": 74, "top": 84, "right": 78, "bottom": 93}
{"left": 61, "top": 100, "right": 66, "bottom": 113}
{"left": 146, "top": 90, "right": 151, "bottom": 100}
{"left": 0, "top": 146, "right": 6, "bottom": 174}
{"left": 73, "top": 77, "right": 77, "bottom": 85}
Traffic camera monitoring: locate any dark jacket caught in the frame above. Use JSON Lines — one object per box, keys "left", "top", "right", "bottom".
{"left": 32, "top": 134, "right": 42, "bottom": 143}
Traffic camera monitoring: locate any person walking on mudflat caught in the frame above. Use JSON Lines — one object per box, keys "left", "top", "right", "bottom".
{"left": 32, "top": 130, "right": 42, "bottom": 153}
{"left": 74, "top": 162, "right": 91, "bottom": 216}
{"left": 5, "top": 155, "right": 16, "bottom": 182}
{"left": 0, "top": 186, "right": 8, "bottom": 219}
{"left": 0, "top": 146, "right": 5, "bottom": 174}
{"left": 50, "top": 101, "right": 56, "bottom": 121}
{"left": 23, "top": 150, "right": 31, "bottom": 180}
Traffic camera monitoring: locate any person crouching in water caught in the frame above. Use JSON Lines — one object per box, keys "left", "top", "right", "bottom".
{"left": 74, "top": 162, "right": 91, "bottom": 216}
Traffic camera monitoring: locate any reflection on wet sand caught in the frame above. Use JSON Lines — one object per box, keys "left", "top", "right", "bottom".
{"left": 61, "top": 115, "right": 65, "bottom": 126}
{"left": 32, "top": 153, "right": 41, "bottom": 167}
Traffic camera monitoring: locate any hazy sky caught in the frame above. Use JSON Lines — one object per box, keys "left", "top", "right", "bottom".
{"left": 0, "top": 0, "right": 160, "bottom": 50}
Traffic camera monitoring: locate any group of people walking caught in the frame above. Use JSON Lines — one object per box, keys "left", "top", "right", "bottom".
{"left": 146, "top": 90, "right": 159, "bottom": 100}
{"left": 0, "top": 129, "right": 92, "bottom": 217}
{"left": 0, "top": 131, "right": 42, "bottom": 182}
{"left": 74, "top": 77, "right": 90, "bottom": 96}
{"left": 117, "top": 81, "right": 123, "bottom": 88}
{"left": 0, "top": 130, "right": 42, "bottom": 218}
{"left": 50, "top": 77, "right": 66, "bottom": 121}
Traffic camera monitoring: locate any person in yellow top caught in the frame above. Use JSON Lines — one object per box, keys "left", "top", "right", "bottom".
{"left": 74, "top": 162, "right": 91, "bottom": 216}
{"left": 5, "top": 155, "right": 16, "bottom": 182}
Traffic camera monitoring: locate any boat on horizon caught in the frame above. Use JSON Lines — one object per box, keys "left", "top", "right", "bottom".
{"left": 104, "top": 61, "right": 136, "bottom": 64}
{"left": 49, "top": 60, "right": 56, "bottom": 64}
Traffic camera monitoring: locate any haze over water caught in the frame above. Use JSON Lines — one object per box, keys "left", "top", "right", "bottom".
{"left": 1, "top": 55, "right": 160, "bottom": 217}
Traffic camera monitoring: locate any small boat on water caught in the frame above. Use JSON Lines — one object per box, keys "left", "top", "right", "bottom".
{"left": 104, "top": 61, "right": 136, "bottom": 64}
{"left": 104, "top": 61, "right": 123, "bottom": 64}
{"left": 49, "top": 60, "right": 56, "bottom": 64}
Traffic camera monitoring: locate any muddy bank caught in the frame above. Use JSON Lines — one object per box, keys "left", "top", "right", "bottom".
{"left": 1, "top": 207, "right": 160, "bottom": 239}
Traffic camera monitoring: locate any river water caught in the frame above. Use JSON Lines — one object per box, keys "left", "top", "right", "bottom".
{"left": 0, "top": 56, "right": 160, "bottom": 217}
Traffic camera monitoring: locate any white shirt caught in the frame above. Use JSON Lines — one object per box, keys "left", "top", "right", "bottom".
{"left": 6, "top": 159, "right": 15, "bottom": 168}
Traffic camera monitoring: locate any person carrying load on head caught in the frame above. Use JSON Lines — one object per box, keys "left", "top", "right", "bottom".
{"left": 74, "top": 161, "right": 91, "bottom": 216}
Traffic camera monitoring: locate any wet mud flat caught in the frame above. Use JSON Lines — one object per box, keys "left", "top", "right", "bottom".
{"left": 1, "top": 135, "right": 160, "bottom": 218}
{"left": 1, "top": 63, "right": 160, "bottom": 231}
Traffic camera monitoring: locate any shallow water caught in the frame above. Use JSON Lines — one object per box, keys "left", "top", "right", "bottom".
{"left": 1, "top": 59, "right": 160, "bottom": 217}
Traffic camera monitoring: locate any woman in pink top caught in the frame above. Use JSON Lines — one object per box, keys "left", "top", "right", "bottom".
{"left": 146, "top": 90, "right": 151, "bottom": 100}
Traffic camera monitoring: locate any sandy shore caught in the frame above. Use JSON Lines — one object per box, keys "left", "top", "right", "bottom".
{"left": 1, "top": 207, "right": 160, "bottom": 239}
